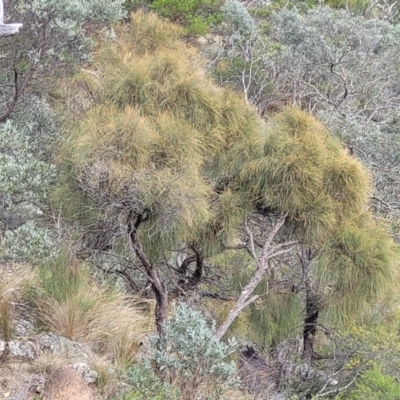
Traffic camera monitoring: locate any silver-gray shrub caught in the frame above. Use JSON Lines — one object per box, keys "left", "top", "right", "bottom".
{"left": 221, "top": 0, "right": 253, "bottom": 35}
{"left": 0, "top": 97, "right": 57, "bottom": 263}
{"left": 0, "top": 0, "right": 125, "bottom": 121}
{"left": 139, "top": 303, "right": 238, "bottom": 399}
{"left": 269, "top": 6, "right": 400, "bottom": 120}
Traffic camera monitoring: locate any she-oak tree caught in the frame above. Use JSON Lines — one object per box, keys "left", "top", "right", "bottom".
{"left": 56, "top": 11, "right": 398, "bottom": 359}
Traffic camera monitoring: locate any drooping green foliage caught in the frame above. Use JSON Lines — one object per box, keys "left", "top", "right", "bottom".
{"left": 55, "top": 12, "right": 399, "bottom": 375}
{"left": 57, "top": 11, "right": 262, "bottom": 260}
{"left": 247, "top": 290, "right": 303, "bottom": 348}
{"left": 238, "top": 108, "right": 371, "bottom": 243}
{"left": 315, "top": 215, "right": 399, "bottom": 322}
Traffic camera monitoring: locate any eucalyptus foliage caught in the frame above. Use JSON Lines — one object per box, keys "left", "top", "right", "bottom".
{"left": 214, "top": 0, "right": 274, "bottom": 110}
{"left": 0, "top": 0, "right": 125, "bottom": 264}
{"left": 270, "top": 6, "right": 400, "bottom": 119}
{"left": 125, "top": 362, "right": 180, "bottom": 400}
{"left": 221, "top": 0, "right": 252, "bottom": 35}
{"left": 0, "top": 221, "right": 55, "bottom": 263}
{"left": 125, "top": 304, "right": 238, "bottom": 399}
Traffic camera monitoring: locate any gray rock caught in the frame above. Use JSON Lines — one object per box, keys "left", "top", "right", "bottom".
{"left": 13, "top": 319, "right": 34, "bottom": 337}
{"left": 72, "top": 362, "right": 98, "bottom": 384}
{"left": 8, "top": 340, "right": 36, "bottom": 360}
{"left": 38, "top": 332, "right": 62, "bottom": 352}
{"left": 38, "top": 333, "right": 93, "bottom": 360}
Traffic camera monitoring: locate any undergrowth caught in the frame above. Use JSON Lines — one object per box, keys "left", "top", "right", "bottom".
{"left": 25, "top": 250, "right": 151, "bottom": 366}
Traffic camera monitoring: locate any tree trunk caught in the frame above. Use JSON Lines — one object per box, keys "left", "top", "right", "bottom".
{"left": 128, "top": 211, "right": 168, "bottom": 337}
{"left": 300, "top": 249, "right": 320, "bottom": 366}
{"left": 152, "top": 272, "right": 169, "bottom": 338}
{"left": 214, "top": 267, "right": 263, "bottom": 340}
{"left": 303, "top": 304, "right": 319, "bottom": 366}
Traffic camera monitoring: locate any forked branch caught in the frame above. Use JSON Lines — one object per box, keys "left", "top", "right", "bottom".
{"left": 215, "top": 214, "right": 291, "bottom": 340}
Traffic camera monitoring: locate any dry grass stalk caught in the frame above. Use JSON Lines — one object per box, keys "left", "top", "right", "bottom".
{"left": 0, "top": 269, "right": 33, "bottom": 341}
{"left": 34, "top": 283, "right": 151, "bottom": 366}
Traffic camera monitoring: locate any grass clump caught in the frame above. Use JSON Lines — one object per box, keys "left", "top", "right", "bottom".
{"left": 27, "top": 250, "right": 151, "bottom": 366}
{"left": 0, "top": 270, "right": 32, "bottom": 341}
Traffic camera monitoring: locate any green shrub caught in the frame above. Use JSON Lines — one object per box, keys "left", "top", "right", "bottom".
{"left": 150, "top": 0, "right": 223, "bottom": 35}
{"left": 123, "top": 362, "right": 180, "bottom": 400}
{"left": 343, "top": 365, "right": 400, "bottom": 400}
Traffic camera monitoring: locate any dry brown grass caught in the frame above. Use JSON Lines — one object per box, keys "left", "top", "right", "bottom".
{"left": 34, "top": 286, "right": 151, "bottom": 366}
{"left": 30, "top": 256, "right": 152, "bottom": 366}
{"left": 0, "top": 257, "right": 152, "bottom": 397}
{"left": 0, "top": 267, "right": 34, "bottom": 341}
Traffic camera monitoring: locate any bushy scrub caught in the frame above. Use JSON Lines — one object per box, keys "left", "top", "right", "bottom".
{"left": 340, "top": 365, "right": 400, "bottom": 399}
{"left": 150, "top": 0, "right": 223, "bottom": 35}
{"left": 0, "top": 97, "right": 57, "bottom": 265}
{"left": 124, "top": 362, "right": 180, "bottom": 400}
{"left": 125, "top": 303, "right": 238, "bottom": 400}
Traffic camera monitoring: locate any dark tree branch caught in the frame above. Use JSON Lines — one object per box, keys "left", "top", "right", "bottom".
{"left": 0, "top": 66, "right": 34, "bottom": 123}
{"left": 128, "top": 210, "right": 168, "bottom": 337}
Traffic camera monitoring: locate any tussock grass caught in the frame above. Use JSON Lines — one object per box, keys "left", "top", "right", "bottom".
{"left": 0, "top": 270, "right": 33, "bottom": 341}
{"left": 0, "top": 300, "right": 12, "bottom": 342}
{"left": 28, "top": 251, "right": 151, "bottom": 366}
